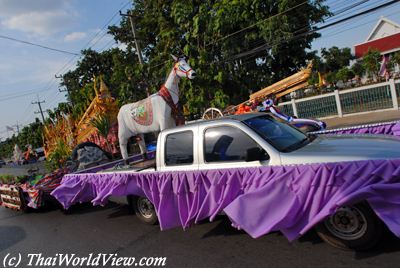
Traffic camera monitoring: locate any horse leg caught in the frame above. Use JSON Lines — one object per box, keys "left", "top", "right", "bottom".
{"left": 136, "top": 134, "right": 148, "bottom": 159}
{"left": 118, "top": 131, "right": 130, "bottom": 165}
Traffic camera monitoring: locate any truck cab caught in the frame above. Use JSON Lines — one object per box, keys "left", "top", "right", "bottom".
{"left": 156, "top": 113, "right": 283, "bottom": 172}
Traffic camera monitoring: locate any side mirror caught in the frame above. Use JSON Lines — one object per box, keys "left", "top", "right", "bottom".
{"left": 245, "top": 147, "right": 269, "bottom": 162}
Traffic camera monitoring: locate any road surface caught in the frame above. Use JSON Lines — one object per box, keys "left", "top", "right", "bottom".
{"left": 0, "top": 162, "right": 46, "bottom": 176}
{"left": 1, "top": 202, "right": 400, "bottom": 267}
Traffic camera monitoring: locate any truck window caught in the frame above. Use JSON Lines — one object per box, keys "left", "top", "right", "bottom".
{"left": 165, "top": 131, "right": 194, "bottom": 166}
{"left": 204, "top": 126, "right": 267, "bottom": 163}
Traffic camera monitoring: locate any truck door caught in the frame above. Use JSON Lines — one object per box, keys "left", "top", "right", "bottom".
{"left": 199, "top": 125, "right": 270, "bottom": 170}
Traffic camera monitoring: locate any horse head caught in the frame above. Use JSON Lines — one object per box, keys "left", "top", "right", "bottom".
{"left": 171, "top": 54, "right": 196, "bottom": 80}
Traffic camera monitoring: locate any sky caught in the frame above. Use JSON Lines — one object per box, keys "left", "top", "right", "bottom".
{"left": 0, "top": 0, "right": 399, "bottom": 140}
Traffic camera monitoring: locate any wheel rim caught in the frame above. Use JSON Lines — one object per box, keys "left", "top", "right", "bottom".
{"left": 324, "top": 206, "right": 368, "bottom": 240}
{"left": 137, "top": 197, "right": 155, "bottom": 219}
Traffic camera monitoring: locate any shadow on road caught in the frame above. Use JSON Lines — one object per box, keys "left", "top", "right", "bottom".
{"left": 0, "top": 211, "right": 26, "bottom": 221}
{"left": 107, "top": 204, "right": 132, "bottom": 219}
{"left": 24, "top": 201, "right": 62, "bottom": 214}
{"left": 63, "top": 202, "right": 118, "bottom": 215}
{"left": 354, "top": 232, "right": 400, "bottom": 260}
{"left": 0, "top": 226, "right": 26, "bottom": 253}
{"left": 298, "top": 229, "right": 324, "bottom": 245}
{"left": 202, "top": 216, "right": 246, "bottom": 238}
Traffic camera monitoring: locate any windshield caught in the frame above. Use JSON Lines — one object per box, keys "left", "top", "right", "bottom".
{"left": 243, "top": 115, "right": 309, "bottom": 152}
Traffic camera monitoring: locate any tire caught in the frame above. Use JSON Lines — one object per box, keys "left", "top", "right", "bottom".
{"left": 315, "top": 202, "right": 382, "bottom": 251}
{"left": 129, "top": 196, "right": 158, "bottom": 225}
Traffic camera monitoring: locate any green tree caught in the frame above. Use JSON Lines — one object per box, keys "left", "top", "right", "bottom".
{"left": 90, "top": 115, "right": 112, "bottom": 154}
{"left": 387, "top": 52, "right": 400, "bottom": 76}
{"left": 0, "top": 118, "right": 44, "bottom": 159}
{"left": 392, "top": 51, "right": 400, "bottom": 65}
{"left": 321, "top": 46, "right": 353, "bottom": 73}
{"left": 107, "top": 0, "right": 330, "bottom": 114}
{"left": 336, "top": 67, "right": 354, "bottom": 85}
{"left": 362, "top": 48, "right": 381, "bottom": 81}
{"left": 308, "top": 53, "right": 326, "bottom": 86}
{"left": 351, "top": 62, "right": 365, "bottom": 78}
{"left": 326, "top": 71, "right": 338, "bottom": 87}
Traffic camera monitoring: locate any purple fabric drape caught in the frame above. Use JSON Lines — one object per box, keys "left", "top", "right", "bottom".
{"left": 52, "top": 159, "right": 400, "bottom": 241}
{"left": 317, "top": 121, "right": 400, "bottom": 136}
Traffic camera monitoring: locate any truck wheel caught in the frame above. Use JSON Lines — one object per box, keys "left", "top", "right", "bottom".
{"left": 315, "top": 203, "right": 382, "bottom": 251}
{"left": 130, "top": 196, "right": 158, "bottom": 225}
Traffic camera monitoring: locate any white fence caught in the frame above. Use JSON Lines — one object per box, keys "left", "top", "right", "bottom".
{"left": 278, "top": 79, "right": 400, "bottom": 119}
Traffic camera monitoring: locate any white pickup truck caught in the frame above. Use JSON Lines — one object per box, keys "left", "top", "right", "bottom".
{"left": 107, "top": 113, "right": 400, "bottom": 250}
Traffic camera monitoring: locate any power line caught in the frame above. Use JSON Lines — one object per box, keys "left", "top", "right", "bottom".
{"left": 222, "top": 0, "right": 374, "bottom": 54}
{"left": 322, "top": 7, "right": 400, "bottom": 39}
{"left": 317, "top": 0, "right": 398, "bottom": 32}
{"left": 147, "top": 0, "right": 373, "bottom": 71}
{"left": 329, "top": 0, "right": 369, "bottom": 16}
{"left": 0, "top": 88, "right": 47, "bottom": 99}
{"left": 55, "top": 0, "right": 131, "bottom": 76}
{"left": 0, "top": 87, "right": 53, "bottom": 103}
{"left": 206, "top": 1, "right": 309, "bottom": 47}
{"left": 29, "top": 0, "right": 132, "bottom": 128}
{"left": 0, "top": 34, "right": 79, "bottom": 56}
{"left": 222, "top": 0, "right": 400, "bottom": 63}
{"left": 99, "top": 38, "right": 117, "bottom": 52}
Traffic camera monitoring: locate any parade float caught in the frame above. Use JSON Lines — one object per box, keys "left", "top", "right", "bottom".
{"left": 0, "top": 77, "right": 119, "bottom": 211}
{"left": 202, "top": 62, "right": 312, "bottom": 119}
{"left": 52, "top": 112, "right": 400, "bottom": 251}
{"left": 44, "top": 76, "right": 119, "bottom": 162}
{"left": 48, "top": 57, "right": 400, "bottom": 251}
{"left": 2, "top": 56, "right": 400, "bottom": 251}
{"left": 201, "top": 62, "right": 326, "bottom": 132}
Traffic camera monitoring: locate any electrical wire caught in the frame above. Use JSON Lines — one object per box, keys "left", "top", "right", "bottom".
{"left": 55, "top": 0, "right": 131, "bottom": 76}
{"left": 0, "top": 34, "right": 79, "bottom": 56}
{"left": 0, "top": 88, "right": 53, "bottom": 103}
{"left": 221, "top": 0, "right": 399, "bottom": 64}
{"left": 206, "top": 1, "right": 309, "bottom": 47}
{"left": 222, "top": 0, "right": 375, "bottom": 55}
{"left": 43, "top": 0, "right": 132, "bottom": 120}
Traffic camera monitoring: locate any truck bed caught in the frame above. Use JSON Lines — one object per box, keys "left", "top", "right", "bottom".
{"left": 100, "top": 158, "right": 156, "bottom": 173}
{"left": 74, "top": 151, "right": 156, "bottom": 174}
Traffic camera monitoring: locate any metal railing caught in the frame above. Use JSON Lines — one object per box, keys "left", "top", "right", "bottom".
{"left": 340, "top": 85, "right": 392, "bottom": 114}
{"left": 396, "top": 82, "right": 400, "bottom": 103}
{"left": 297, "top": 94, "right": 338, "bottom": 118}
{"left": 278, "top": 103, "right": 294, "bottom": 116}
{"left": 279, "top": 79, "right": 400, "bottom": 119}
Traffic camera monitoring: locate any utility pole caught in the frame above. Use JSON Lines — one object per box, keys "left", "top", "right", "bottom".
{"left": 120, "top": 10, "right": 150, "bottom": 97}
{"left": 120, "top": 10, "right": 144, "bottom": 65}
{"left": 32, "top": 96, "right": 46, "bottom": 123}
{"left": 55, "top": 74, "right": 74, "bottom": 105}
{"left": 12, "top": 122, "right": 22, "bottom": 135}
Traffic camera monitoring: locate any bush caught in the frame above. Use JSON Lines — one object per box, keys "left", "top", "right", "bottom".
{"left": 45, "top": 139, "right": 72, "bottom": 172}
{"left": 0, "top": 175, "right": 28, "bottom": 185}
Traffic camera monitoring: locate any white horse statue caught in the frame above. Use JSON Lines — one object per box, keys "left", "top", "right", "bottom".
{"left": 118, "top": 55, "right": 196, "bottom": 162}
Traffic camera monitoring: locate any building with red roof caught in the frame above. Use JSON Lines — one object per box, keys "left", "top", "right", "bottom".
{"left": 355, "top": 17, "right": 400, "bottom": 59}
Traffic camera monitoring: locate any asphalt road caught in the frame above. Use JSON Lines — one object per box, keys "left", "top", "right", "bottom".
{"left": 0, "top": 162, "right": 47, "bottom": 176}
{"left": 1, "top": 202, "right": 400, "bottom": 268}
